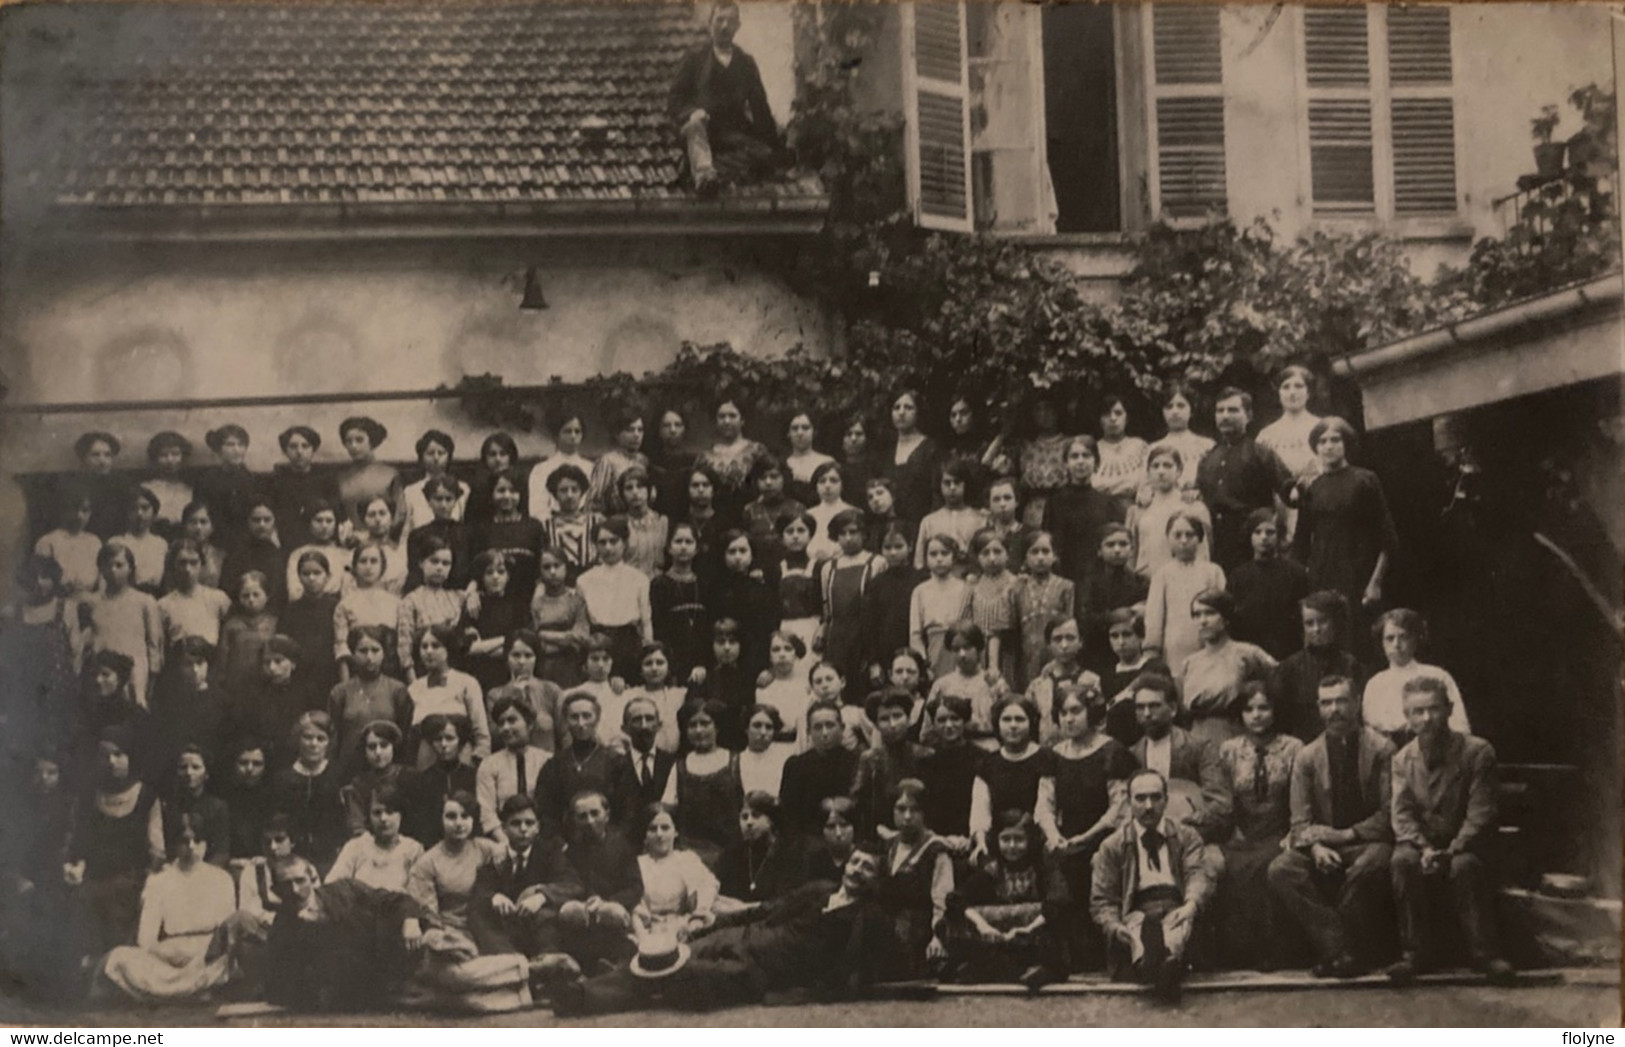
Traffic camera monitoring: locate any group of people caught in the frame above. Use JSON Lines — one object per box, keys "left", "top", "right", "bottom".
{"left": 0, "top": 370, "right": 1516, "bottom": 1015}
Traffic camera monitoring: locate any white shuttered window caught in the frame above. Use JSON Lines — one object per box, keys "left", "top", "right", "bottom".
{"left": 1146, "top": 5, "right": 1227, "bottom": 219}
{"left": 1303, "top": 5, "right": 1457, "bottom": 219}
{"left": 904, "top": 2, "right": 974, "bottom": 232}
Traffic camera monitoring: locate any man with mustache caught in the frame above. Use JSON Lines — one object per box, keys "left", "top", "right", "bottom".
{"left": 1267, "top": 675, "right": 1395, "bottom": 978}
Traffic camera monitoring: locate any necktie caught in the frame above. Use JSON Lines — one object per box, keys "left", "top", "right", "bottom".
{"left": 512, "top": 849, "right": 525, "bottom": 879}
{"left": 641, "top": 753, "right": 652, "bottom": 788}
{"left": 1142, "top": 827, "right": 1165, "bottom": 871}
{"left": 517, "top": 750, "right": 528, "bottom": 794}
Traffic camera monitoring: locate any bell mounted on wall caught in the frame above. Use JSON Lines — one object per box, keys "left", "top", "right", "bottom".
{"left": 520, "top": 267, "right": 549, "bottom": 311}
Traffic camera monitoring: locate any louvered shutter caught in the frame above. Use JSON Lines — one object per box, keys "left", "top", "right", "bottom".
{"left": 1388, "top": 8, "right": 1457, "bottom": 215}
{"left": 904, "top": 2, "right": 972, "bottom": 232}
{"left": 1304, "top": 8, "right": 1375, "bottom": 214}
{"left": 1150, "top": 5, "right": 1226, "bottom": 219}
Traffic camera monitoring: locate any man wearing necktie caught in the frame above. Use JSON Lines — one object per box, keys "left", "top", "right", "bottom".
{"left": 1090, "top": 769, "right": 1218, "bottom": 1002}
{"left": 470, "top": 795, "right": 583, "bottom": 962}
{"left": 623, "top": 697, "right": 675, "bottom": 809}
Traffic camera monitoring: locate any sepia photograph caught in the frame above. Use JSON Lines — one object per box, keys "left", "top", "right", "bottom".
{"left": 0, "top": 0, "right": 1619, "bottom": 1029}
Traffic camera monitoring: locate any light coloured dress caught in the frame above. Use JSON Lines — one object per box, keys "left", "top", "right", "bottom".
{"left": 1129, "top": 491, "right": 1213, "bottom": 579}
{"left": 85, "top": 586, "right": 164, "bottom": 705}
{"left": 910, "top": 576, "right": 972, "bottom": 680}
{"left": 157, "top": 586, "right": 231, "bottom": 647}
{"left": 1093, "top": 437, "right": 1150, "bottom": 504}
{"left": 34, "top": 529, "right": 103, "bottom": 595}
{"left": 1014, "top": 572, "right": 1075, "bottom": 691}
{"left": 403, "top": 837, "right": 531, "bottom": 1014}
{"left": 528, "top": 452, "right": 597, "bottom": 521}
{"left": 738, "top": 745, "right": 790, "bottom": 799}
{"left": 403, "top": 476, "right": 470, "bottom": 535}
{"left": 327, "top": 834, "right": 424, "bottom": 893}
{"left": 1177, "top": 638, "right": 1279, "bottom": 745}
{"left": 1362, "top": 662, "right": 1471, "bottom": 738}
{"left": 409, "top": 669, "right": 491, "bottom": 764}
{"left": 636, "top": 849, "right": 720, "bottom": 934}
{"left": 1143, "top": 558, "right": 1227, "bottom": 680}
{"left": 1158, "top": 430, "right": 1216, "bottom": 491}
{"left": 101, "top": 861, "right": 236, "bottom": 1001}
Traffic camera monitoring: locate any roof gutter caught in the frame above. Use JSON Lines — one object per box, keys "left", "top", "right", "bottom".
{"left": 1333, "top": 272, "right": 1625, "bottom": 381}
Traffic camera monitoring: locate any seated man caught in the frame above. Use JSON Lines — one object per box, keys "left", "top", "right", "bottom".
{"left": 623, "top": 696, "right": 677, "bottom": 810}
{"left": 1128, "top": 673, "right": 1229, "bottom": 883}
{"left": 552, "top": 842, "right": 893, "bottom": 1016}
{"left": 535, "top": 692, "right": 638, "bottom": 841}
{"left": 1090, "top": 769, "right": 1217, "bottom": 1002}
{"left": 1268, "top": 675, "right": 1395, "bottom": 977}
{"left": 668, "top": 0, "right": 784, "bottom": 195}
{"left": 468, "top": 795, "right": 582, "bottom": 963}
{"left": 1387, "top": 676, "right": 1514, "bottom": 985}
{"left": 556, "top": 789, "right": 643, "bottom": 972}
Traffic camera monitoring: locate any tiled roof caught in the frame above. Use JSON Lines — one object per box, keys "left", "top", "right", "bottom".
{"left": 4, "top": 1, "right": 824, "bottom": 215}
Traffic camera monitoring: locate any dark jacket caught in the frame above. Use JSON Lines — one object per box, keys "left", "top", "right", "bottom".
{"left": 1130, "top": 726, "right": 1231, "bottom": 844}
{"left": 562, "top": 831, "right": 643, "bottom": 911}
{"left": 1090, "top": 818, "right": 1215, "bottom": 934}
{"left": 668, "top": 43, "right": 780, "bottom": 147}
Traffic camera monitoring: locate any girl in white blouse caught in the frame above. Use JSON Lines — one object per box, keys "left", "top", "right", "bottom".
{"left": 634, "top": 804, "right": 718, "bottom": 942}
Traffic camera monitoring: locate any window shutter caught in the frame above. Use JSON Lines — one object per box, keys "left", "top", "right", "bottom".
{"left": 1150, "top": 5, "right": 1226, "bottom": 219}
{"left": 904, "top": 2, "right": 972, "bottom": 232}
{"left": 1388, "top": 8, "right": 1456, "bottom": 215}
{"left": 1304, "top": 8, "right": 1374, "bottom": 215}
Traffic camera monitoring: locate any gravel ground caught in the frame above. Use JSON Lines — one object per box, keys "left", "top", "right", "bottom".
{"left": 3, "top": 980, "right": 1617, "bottom": 1028}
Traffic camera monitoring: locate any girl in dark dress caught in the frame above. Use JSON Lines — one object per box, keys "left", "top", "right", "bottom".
{"left": 75, "top": 651, "right": 159, "bottom": 789}
{"left": 61, "top": 726, "right": 156, "bottom": 965}
{"left": 472, "top": 468, "right": 545, "bottom": 599}
{"left": 280, "top": 551, "right": 341, "bottom": 700}
{"left": 717, "top": 790, "right": 803, "bottom": 903}
{"left": 404, "top": 713, "right": 479, "bottom": 847}
{"left": 665, "top": 699, "right": 743, "bottom": 871}
{"left": 838, "top": 413, "right": 878, "bottom": 516}
{"left": 918, "top": 695, "right": 978, "bottom": 840}
{"left": 1042, "top": 436, "right": 1126, "bottom": 592}
{"left": 878, "top": 778, "right": 953, "bottom": 979}
{"left": 221, "top": 499, "right": 290, "bottom": 613}
{"left": 461, "top": 550, "right": 529, "bottom": 697}
{"left": 150, "top": 637, "right": 230, "bottom": 787}
{"left": 267, "top": 711, "right": 347, "bottom": 874}
{"left": 1, "top": 556, "right": 80, "bottom": 761}
{"left": 801, "top": 795, "right": 857, "bottom": 885}
{"left": 707, "top": 530, "right": 778, "bottom": 678}
{"left": 466, "top": 432, "right": 521, "bottom": 533}
{"left": 195, "top": 424, "right": 260, "bottom": 548}
{"left": 267, "top": 426, "right": 341, "bottom": 551}
{"left": 650, "top": 522, "right": 711, "bottom": 685}
{"left": 648, "top": 408, "right": 696, "bottom": 523}
{"left": 969, "top": 696, "right": 1056, "bottom": 863}
{"left": 153, "top": 744, "right": 231, "bottom": 868}
{"left": 1044, "top": 679, "right": 1135, "bottom": 970}
{"left": 777, "top": 701, "right": 860, "bottom": 840}
{"left": 859, "top": 526, "right": 923, "bottom": 692}
{"left": 883, "top": 389, "right": 941, "bottom": 530}
{"left": 73, "top": 431, "right": 136, "bottom": 543}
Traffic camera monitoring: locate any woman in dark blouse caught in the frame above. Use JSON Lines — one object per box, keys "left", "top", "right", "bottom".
{"left": 471, "top": 468, "right": 545, "bottom": 599}
{"left": 61, "top": 727, "right": 157, "bottom": 964}
{"left": 777, "top": 701, "right": 860, "bottom": 840}
{"left": 883, "top": 388, "right": 941, "bottom": 529}
{"left": 717, "top": 790, "right": 803, "bottom": 903}
{"left": 648, "top": 407, "right": 697, "bottom": 522}
{"left": 917, "top": 694, "right": 979, "bottom": 838}
{"left": 267, "top": 426, "right": 342, "bottom": 551}
{"left": 969, "top": 696, "right": 1056, "bottom": 861}
{"left": 1043, "top": 679, "right": 1134, "bottom": 970}
{"left": 1292, "top": 417, "right": 1398, "bottom": 627}
{"left": 801, "top": 796, "right": 858, "bottom": 885}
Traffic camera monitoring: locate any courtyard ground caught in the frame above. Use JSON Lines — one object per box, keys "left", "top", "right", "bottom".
{"left": 2, "top": 970, "right": 1617, "bottom": 1028}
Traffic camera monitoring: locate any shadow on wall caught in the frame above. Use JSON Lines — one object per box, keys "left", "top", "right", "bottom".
{"left": 93, "top": 326, "right": 193, "bottom": 401}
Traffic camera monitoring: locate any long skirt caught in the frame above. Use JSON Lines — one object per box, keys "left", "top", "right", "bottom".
{"left": 102, "top": 934, "right": 233, "bottom": 1001}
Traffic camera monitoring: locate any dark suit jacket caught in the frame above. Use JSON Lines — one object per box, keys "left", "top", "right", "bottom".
{"left": 471, "top": 835, "right": 581, "bottom": 909}
{"left": 668, "top": 43, "right": 779, "bottom": 147}
{"left": 1130, "top": 726, "right": 1231, "bottom": 844}
{"left": 1288, "top": 726, "right": 1395, "bottom": 849}
{"left": 625, "top": 747, "right": 677, "bottom": 810}
{"left": 561, "top": 832, "right": 643, "bottom": 911}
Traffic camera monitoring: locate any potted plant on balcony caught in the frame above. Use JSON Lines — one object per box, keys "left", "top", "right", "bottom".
{"left": 1532, "top": 104, "right": 1566, "bottom": 180}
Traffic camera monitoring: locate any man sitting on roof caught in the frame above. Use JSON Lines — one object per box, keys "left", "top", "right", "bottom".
{"left": 669, "top": 1, "right": 785, "bottom": 196}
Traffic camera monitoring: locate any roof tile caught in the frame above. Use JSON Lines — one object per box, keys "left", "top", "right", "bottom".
{"left": 18, "top": 1, "right": 823, "bottom": 214}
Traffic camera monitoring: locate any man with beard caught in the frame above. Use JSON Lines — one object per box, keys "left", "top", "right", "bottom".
{"left": 550, "top": 842, "right": 893, "bottom": 1015}
{"left": 1385, "top": 677, "right": 1514, "bottom": 986}
{"left": 1267, "top": 675, "right": 1395, "bottom": 978}
{"left": 1127, "top": 673, "right": 1230, "bottom": 878}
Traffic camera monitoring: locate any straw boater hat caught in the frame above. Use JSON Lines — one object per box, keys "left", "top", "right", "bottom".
{"left": 629, "top": 928, "right": 690, "bottom": 979}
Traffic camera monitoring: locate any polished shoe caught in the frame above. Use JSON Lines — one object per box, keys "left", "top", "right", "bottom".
{"left": 1312, "top": 954, "right": 1367, "bottom": 980}
{"left": 549, "top": 980, "right": 587, "bottom": 1018}
{"left": 1151, "top": 960, "right": 1185, "bottom": 1004}
{"left": 1479, "top": 957, "right": 1516, "bottom": 986}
